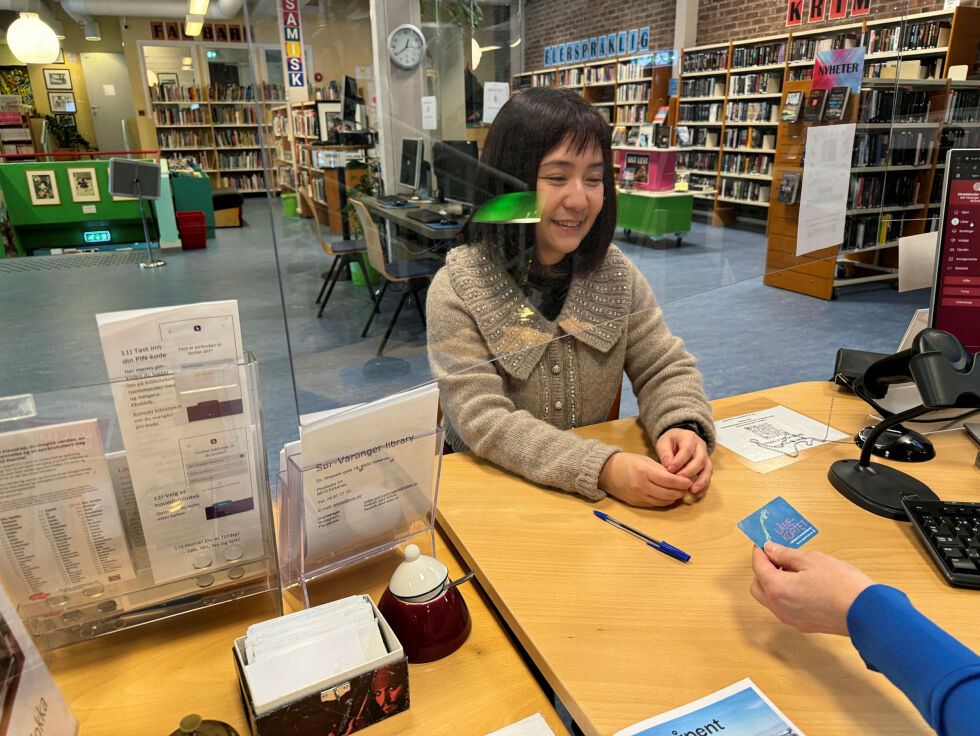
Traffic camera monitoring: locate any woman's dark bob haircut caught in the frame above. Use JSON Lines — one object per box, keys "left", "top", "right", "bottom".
{"left": 458, "top": 87, "right": 616, "bottom": 277}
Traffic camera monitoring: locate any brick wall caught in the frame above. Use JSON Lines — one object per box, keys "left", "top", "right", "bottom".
{"left": 524, "top": 0, "right": 676, "bottom": 74}
{"left": 696, "top": 0, "right": 973, "bottom": 46}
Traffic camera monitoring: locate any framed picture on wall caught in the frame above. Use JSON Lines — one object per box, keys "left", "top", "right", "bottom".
{"left": 315, "top": 101, "right": 342, "bottom": 144}
{"left": 47, "top": 92, "right": 75, "bottom": 113}
{"left": 157, "top": 73, "right": 178, "bottom": 88}
{"left": 68, "top": 167, "right": 100, "bottom": 203}
{"left": 42, "top": 68, "right": 72, "bottom": 90}
{"left": 25, "top": 170, "right": 60, "bottom": 205}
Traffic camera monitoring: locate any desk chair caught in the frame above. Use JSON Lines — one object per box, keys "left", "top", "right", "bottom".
{"left": 350, "top": 198, "right": 443, "bottom": 356}
{"left": 300, "top": 191, "right": 373, "bottom": 318}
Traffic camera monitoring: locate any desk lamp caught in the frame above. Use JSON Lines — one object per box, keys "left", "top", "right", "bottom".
{"left": 828, "top": 329, "right": 979, "bottom": 520}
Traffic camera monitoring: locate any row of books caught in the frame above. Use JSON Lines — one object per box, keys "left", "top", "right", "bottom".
{"left": 585, "top": 65, "right": 615, "bottom": 84}
{"left": 787, "top": 67, "right": 814, "bottom": 82}
{"left": 153, "top": 108, "right": 207, "bottom": 125}
{"left": 150, "top": 85, "right": 202, "bottom": 102}
{"left": 157, "top": 130, "right": 212, "bottom": 148}
{"left": 858, "top": 89, "right": 930, "bottom": 123}
{"left": 218, "top": 152, "right": 263, "bottom": 169}
{"left": 532, "top": 72, "right": 557, "bottom": 87}
{"left": 865, "top": 58, "right": 944, "bottom": 80}
{"left": 728, "top": 72, "right": 781, "bottom": 96}
{"left": 731, "top": 42, "right": 786, "bottom": 69}
{"left": 682, "top": 49, "right": 728, "bottom": 73}
{"left": 164, "top": 151, "right": 210, "bottom": 170}
{"left": 616, "top": 82, "right": 650, "bottom": 102}
{"left": 208, "top": 84, "right": 253, "bottom": 101}
{"left": 726, "top": 100, "right": 778, "bottom": 123}
{"left": 618, "top": 60, "right": 653, "bottom": 81}
{"left": 681, "top": 77, "right": 725, "bottom": 98}
{"left": 852, "top": 131, "right": 934, "bottom": 167}
{"left": 559, "top": 68, "right": 583, "bottom": 86}
{"left": 677, "top": 151, "right": 718, "bottom": 172}
{"left": 939, "top": 127, "right": 980, "bottom": 160}
{"left": 688, "top": 173, "right": 717, "bottom": 191}
{"left": 219, "top": 173, "right": 267, "bottom": 192}
{"left": 212, "top": 107, "right": 258, "bottom": 125}
{"left": 848, "top": 172, "right": 921, "bottom": 209}
{"left": 721, "top": 152, "right": 772, "bottom": 176}
{"left": 292, "top": 108, "right": 318, "bottom": 137}
{"left": 615, "top": 104, "right": 648, "bottom": 124}
{"left": 943, "top": 90, "right": 980, "bottom": 124}
{"left": 595, "top": 105, "right": 612, "bottom": 123}
{"left": 789, "top": 87, "right": 850, "bottom": 123}
{"left": 678, "top": 102, "right": 722, "bottom": 122}
{"left": 723, "top": 127, "right": 774, "bottom": 150}
{"left": 675, "top": 126, "right": 719, "bottom": 147}
{"left": 721, "top": 178, "right": 770, "bottom": 202}
{"left": 787, "top": 32, "right": 859, "bottom": 62}
{"left": 215, "top": 129, "right": 261, "bottom": 147}
{"left": 841, "top": 212, "right": 906, "bottom": 252}
{"left": 865, "top": 20, "right": 951, "bottom": 55}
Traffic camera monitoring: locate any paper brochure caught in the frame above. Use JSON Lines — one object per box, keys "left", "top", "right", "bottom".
{"left": 796, "top": 123, "right": 856, "bottom": 256}
{"left": 614, "top": 678, "right": 804, "bottom": 736}
{"left": 97, "top": 301, "right": 263, "bottom": 584}
{"left": 297, "top": 384, "right": 440, "bottom": 565}
{"left": 0, "top": 419, "right": 136, "bottom": 604}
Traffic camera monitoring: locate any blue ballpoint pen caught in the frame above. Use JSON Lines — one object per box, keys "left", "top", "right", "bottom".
{"left": 593, "top": 510, "right": 691, "bottom": 563}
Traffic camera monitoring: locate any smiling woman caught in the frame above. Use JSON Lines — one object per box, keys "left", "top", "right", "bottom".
{"left": 426, "top": 87, "right": 717, "bottom": 509}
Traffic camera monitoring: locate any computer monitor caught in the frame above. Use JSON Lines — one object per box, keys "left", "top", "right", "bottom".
{"left": 433, "top": 140, "right": 479, "bottom": 206}
{"left": 341, "top": 74, "right": 362, "bottom": 127}
{"left": 930, "top": 149, "right": 980, "bottom": 354}
{"left": 398, "top": 138, "right": 424, "bottom": 193}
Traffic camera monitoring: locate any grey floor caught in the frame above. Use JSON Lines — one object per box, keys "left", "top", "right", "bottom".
{"left": 0, "top": 198, "right": 930, "bottom": 479}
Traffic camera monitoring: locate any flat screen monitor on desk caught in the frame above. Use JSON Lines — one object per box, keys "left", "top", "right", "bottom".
{"left": 433, "top": 140, "right": 479, "bottom": 210}
{"left": 398, "top": 138, "right": 424, "bottom": 195}
{"left": 930, "top": 148, "right": 980, "bottom": 353}
{"left": 341, "top": 74, "right": 363, "bottom": 127}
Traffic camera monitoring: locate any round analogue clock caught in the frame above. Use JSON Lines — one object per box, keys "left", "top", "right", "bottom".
{"left": 387, "top": 24, "right": 426, "bottom": 71}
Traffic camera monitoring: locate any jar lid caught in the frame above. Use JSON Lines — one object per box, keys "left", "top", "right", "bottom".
{"left": 388, "top": 544, "right": 448, "bottom": 601}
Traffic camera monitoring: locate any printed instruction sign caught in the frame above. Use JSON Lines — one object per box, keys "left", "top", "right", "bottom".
{"left": 483, "top": 81, "right": 510, "bottom": 124}
{"left": 97, "top": 301, "right": 264, "bottom": 584}
{"left": 715, "top": 405, "right": 847, "bottom": 463}
{"left": 797, "top": 123, "right": 856, "bottom": 255}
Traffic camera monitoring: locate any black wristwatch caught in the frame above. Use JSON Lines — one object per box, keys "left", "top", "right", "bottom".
{"left": 660, "top": 421, "right": 707, "bottom": 442}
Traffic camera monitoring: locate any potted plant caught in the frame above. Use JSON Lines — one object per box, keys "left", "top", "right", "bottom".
{"left": 43, "top": 114, "right": 93, "bottom": 158}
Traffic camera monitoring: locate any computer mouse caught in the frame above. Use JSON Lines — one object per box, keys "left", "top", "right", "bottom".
{"left": 437, "top": 208, "right": 448, "bottom": 216}
{"left": 855, "top": 425, "right": 936, "bottom": 463}
{"left": 439, "top": 217, "right": 458, "bottom": 226}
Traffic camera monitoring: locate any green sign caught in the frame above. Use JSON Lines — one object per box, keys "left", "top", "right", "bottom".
{"left": 83, "top": 230, "right": 111, "bottom": 243}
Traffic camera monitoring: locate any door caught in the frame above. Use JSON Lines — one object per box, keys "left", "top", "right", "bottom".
{"left": 80, "top": 53, "right": 134, "bottom": 151}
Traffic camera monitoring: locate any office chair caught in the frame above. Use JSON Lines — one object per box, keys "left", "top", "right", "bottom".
{"left": 300, "top": 190, "right": 374, "bottom": 318}
{"left": 349, "top": 198, "right": 443, "bottom": 356}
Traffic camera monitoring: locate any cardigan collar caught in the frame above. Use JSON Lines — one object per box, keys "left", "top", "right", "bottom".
{"left": 444, "top": 243, "right": 633, "bottom": 380}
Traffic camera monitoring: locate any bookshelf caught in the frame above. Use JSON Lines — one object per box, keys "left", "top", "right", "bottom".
{"left": 150, "top": 83, "right": 283, "bottom": 195}
{"left": 760, "top": 5, "right": 980, "bottom": 299}
{"left": 0, "top": 111, "right": 36, "bottom": 158}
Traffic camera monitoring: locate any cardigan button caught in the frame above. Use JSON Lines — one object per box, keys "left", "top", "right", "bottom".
{"left": 554, "top": 400, "right": 563, "bottom": 411}
{"left": 552, "top": 364, "right": 561, "bottom": 375}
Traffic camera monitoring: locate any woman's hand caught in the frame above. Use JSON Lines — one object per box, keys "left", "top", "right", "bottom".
{"left": 597, "top": 451, "right": 692, "bottom": 507}
{"left": 655, "top": 428, "right": 713, "bottom": 497}
{"left": 750, "top": 543, "right": 874, "bottom": 636}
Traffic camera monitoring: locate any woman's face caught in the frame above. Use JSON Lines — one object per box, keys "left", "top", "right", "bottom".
{"left": 534, "top": 138, "right": 605, "bottom": 266}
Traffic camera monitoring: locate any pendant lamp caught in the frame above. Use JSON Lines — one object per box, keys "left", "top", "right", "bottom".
{"left": 6, "top": 13, "right": 60, "bottom": 65}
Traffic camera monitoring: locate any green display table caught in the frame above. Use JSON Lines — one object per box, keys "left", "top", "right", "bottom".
{"left": 171, "top": 174, "right": 215, "bottom": 239}
{"left": 616, "top": 188, "right": 693, "bottom": 246}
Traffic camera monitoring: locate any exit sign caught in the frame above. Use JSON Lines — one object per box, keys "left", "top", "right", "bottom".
{"left": 84, "top": 230, "right": 111, "bottom": 243}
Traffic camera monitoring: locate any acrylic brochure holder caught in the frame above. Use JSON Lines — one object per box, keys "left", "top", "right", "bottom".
{"left": 0, "top": 356, "right": 281, "bottom": 651}
{"left": 279, "top": 427, "right": 444, "bottom": 608}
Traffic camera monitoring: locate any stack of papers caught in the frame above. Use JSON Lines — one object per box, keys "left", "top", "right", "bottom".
{"left": 243, "top": 596, "right": 389, "bottom": 714}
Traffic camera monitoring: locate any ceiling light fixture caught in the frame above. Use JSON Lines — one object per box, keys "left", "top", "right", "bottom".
{"left": 185, "top": 14, "right": 204, "bottom": 36}
{"left": 6, "top": 13, "right": 60, "bottom": 64}
{"left": 51, "top": 20, "right": 66, "bottom": 40}
{"left": 83, "top": 21, "right": 101, "bottom": 41}
{"left": 182, "top": 56, "right": 192, "bottom": 65}
{"left": 188, "top": 0, "right": 209, "bottom": 15}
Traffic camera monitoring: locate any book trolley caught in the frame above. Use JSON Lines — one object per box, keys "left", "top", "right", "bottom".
{"left": 0, "top": 357, "right": 282, "bottom": 652}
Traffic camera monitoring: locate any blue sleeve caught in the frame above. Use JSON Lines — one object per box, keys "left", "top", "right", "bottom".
{"left": 847, "top": 584, "right": 980, "bottom": 736}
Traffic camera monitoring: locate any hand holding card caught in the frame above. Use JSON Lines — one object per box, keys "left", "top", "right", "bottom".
{"left": 737, "top": 496, "right": 818, "bottom": 549}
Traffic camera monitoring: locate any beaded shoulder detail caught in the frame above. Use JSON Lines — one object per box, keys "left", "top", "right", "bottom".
{"left": 444, "top": 243, "right": 634, "bottom": 380}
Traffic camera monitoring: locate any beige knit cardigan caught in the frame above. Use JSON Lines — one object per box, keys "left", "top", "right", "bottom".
{"left": 426, "top": 242, "right": 715, "bottom": 501}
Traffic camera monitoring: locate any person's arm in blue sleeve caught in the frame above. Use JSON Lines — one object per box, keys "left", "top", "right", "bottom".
{"left": 750, "top": 542, "right": 980, "bottom": 736}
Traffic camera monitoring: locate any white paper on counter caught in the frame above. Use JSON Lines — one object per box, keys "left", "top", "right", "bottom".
{"left": 484, "top": 713, "right": 556, "bottom": 736}
{"left": 796, "top": 123, "right": 856, "bottom": 256}
{"left": 97, "top": 301, "right": 263, "bottom": 584}
{"left": 898, "top": 231, "right": 939, "bottom": 292}
{"left": 714, "top": 405, "right": 847, "bottom": 463}
{"left": 0, "top": 419, "right": 136, "bottom": 603}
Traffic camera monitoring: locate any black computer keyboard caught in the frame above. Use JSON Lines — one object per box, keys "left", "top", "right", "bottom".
{"left": 377, "top": 195, "right": 407, "bottom": 206}
{"left": 406, "top": 209, "right": 445, "bottom": 224}
{"left": 902, "top": 498, "right": 980, "bottom": 589}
